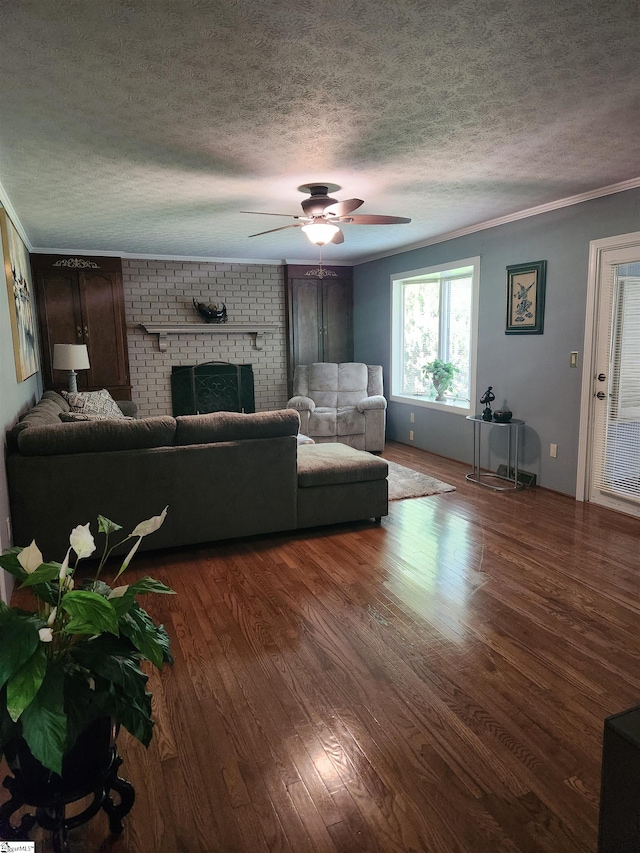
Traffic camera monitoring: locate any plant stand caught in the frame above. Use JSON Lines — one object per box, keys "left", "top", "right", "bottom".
{"left": 0, "top": 745, "right": 134, "bottom": 852}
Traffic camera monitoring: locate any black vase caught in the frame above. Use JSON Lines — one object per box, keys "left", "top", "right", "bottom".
{"left": 4, "top": 716, "right": 116, "bottom": 800}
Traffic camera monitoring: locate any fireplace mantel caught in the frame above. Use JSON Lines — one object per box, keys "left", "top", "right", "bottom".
{"left": 139, "top": 322, "right": 281, "bottom": 352}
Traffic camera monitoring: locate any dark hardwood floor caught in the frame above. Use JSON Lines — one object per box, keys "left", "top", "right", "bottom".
{"left": 4, "top": 440, "right": 640, "bottom": 852}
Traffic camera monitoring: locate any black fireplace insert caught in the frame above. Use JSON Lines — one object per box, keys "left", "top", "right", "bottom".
{"left": 171, "top": 361, "right": 255, "bottom": 416}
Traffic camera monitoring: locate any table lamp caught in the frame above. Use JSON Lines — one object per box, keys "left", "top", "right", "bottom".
{"left": 53, "top": 344, "right": 90, "bottom": 393}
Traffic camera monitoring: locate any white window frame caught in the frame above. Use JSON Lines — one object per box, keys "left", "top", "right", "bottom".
{"left": 390, "top": 256, "right": 480, "bottom": 416}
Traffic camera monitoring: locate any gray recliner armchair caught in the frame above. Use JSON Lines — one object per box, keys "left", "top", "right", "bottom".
{"left": 287, "top": 362, "right": 387, "bottom": 452}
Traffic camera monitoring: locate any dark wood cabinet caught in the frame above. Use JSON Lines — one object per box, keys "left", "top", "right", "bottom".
{"left": 32, "top": 255, "right": 131, "bottom": 399}
{"left": 285, "top": 264, "right": 353, "bottom": 395}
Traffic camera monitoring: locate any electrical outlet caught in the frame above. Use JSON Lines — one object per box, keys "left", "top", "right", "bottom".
{"left": 550, "top": 443, "right": 558, "bottom": 458}
{"left": 410, "top": 412, "right": 415, "bottom": 423}
{"left": 409, "top": 430, "right": 414, "bottom": 441}
{"left": 570, "top": 351, "right": 578, "bottom": 368}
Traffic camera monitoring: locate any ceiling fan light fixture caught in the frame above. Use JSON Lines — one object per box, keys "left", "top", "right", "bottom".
{"left": 301, "top": 221, "right": 340, "bottom": 246}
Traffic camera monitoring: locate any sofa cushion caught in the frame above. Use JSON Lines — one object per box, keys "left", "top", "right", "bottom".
{"left": 41, "top": 390, "right": 71, "bottom": 412}
{"left": 18, "top": 416, "right": 176, "bottom": 456}
{"left": 297, "top": 443, "right": 388, "bottom": 488}
{"left": 62, "top": 388, "right": 126, "bottom": 419}
{"left": 175, "top": 409, "right": 300, "bottom": 446}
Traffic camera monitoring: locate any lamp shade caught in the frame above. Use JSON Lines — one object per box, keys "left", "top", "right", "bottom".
{"left": 301, "top": 221, "right": 340, "bottom": 246}
{"left": 53, "top": 344, "right": 90, "bottom": 371}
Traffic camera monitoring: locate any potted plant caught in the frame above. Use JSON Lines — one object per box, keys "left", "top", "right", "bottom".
{"left": 0, "top": 507, "right": 173, "bottom": 780}
{"left": 422, "top": 359, "right": 458, "bottom": 401}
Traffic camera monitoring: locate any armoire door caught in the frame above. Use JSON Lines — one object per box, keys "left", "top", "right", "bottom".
{"left": 78, "top": 269, "right": 130, "bottom": 392}
{"left": 32, "top": 254, "right": 131, "bottom": 399}
{"left": 285, "top": 264, "right": 354, "bottom": 396}
{"left": 322, "top": 276, "right": 353, "bottom": 364}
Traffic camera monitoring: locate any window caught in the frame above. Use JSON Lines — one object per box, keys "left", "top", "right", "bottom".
{"left": 391, "top": 257, "right": 479, "bottom": 414}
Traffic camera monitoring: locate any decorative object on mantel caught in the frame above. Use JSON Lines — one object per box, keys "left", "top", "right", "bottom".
{"left": 493, "top": 409, "right": 513, "bottom": 423}
{"left": 53, "top": 343, "right": 90, "bottom": 392}
{"left": 505, "top": 260, "right": 547, "bottom": 335}
{"left": 0, "top": 508, "right": 173, "bottom": 849}
{"left": 480, "top": 386, "right": 495, "bottom": 421}
{"left": 139, "top": 322, "right": 280, "bottom": 352}
{"left": 192, "top": 298, "right": 228, "bottom": 323}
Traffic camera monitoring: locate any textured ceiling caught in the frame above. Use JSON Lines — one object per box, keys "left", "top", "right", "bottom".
{"left": 0, "top": 0, "right": 638, "bottom": 264}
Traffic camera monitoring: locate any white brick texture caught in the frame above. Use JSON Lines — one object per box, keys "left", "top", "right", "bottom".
{"left": 123, "top": 260, "right": 288, "bottom": 418}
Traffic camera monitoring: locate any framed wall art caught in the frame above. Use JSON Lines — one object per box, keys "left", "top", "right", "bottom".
{"left": 505, "top": 260, "right": 547, "bottom": 335}
{"left": 1, "top": 208, "right": 39, "bottom": 381}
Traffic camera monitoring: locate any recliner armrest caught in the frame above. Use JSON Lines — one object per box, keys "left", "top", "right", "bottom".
{"left": 357, "top": 395, "right": 387, "bottom": 412}
{"left": 287, "top": 395, "right": 316, "bottom": 413}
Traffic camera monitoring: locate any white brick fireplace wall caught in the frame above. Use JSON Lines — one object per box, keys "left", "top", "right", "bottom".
{"left": 122, "top": 259, "right": 288, "bottom": 418}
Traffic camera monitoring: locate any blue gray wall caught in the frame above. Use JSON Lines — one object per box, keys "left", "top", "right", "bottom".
{"left": 0, "top": 210, "right": 42, "bottom": 602}
{"left": 354, "top": 187, "right": 640, "bottom": 496}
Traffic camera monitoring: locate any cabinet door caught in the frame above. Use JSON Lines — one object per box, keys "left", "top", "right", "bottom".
{"left": 34, "top": 270, "right": 84, "bottom": 390}
{"left": 78, "top": 270, "right": 130, "bottom": 392}
{"left": 291, "top": 278, "right": 323, "bottom": 368}
{"left": 322, "top": 278, "right": 353, "bottom": 364}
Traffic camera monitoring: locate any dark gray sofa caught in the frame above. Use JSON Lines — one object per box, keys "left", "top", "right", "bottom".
{"left": 6, "top": 391, "right": 388, "bottom": 559}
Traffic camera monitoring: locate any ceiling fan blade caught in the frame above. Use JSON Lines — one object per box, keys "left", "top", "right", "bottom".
{"left": 323, "top": 198, "right": 364, "bottom": 217}
{"left": 248, "top": 223, "right": 302, "bottom": 237}
{"left": 242, "top": 210, "right": 300, "bottom": 218}
{"left": 338, "top": 214, "right": 411, "bottom": 225}
{"left": 330, "top": 227, "right": 345, "bottom": 244}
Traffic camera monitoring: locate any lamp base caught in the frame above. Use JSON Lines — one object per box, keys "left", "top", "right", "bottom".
{"left": 67, "top": 371, "right": 78, "bottom": 393}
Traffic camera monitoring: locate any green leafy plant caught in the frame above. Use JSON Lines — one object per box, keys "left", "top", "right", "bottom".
{"left": 422, "top": 359, "right": 458, "bottom": 401}
{"left": 0, "top": 508, "right": 173, "bottom": 774}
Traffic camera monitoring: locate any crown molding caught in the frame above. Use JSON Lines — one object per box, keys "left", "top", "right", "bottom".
{"left": 12, "top": 174, "right": 640, "bottom": 268}
{"left": 0, "top": 180, "right": 33, "bottom": 251}
{"left": 353, "top": 176, "right": 640, "bottom": 265}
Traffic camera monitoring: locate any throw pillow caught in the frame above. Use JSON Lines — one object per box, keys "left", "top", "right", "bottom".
{"left": 61, "top": 388, "right": 126, "bottom": 419}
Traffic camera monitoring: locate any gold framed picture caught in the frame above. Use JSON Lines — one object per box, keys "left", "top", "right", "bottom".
{"left": 1, "top": 208, "right": 39, "bottom": 381}
{"left": 505, "top": 260, "right": 547, "bottom": 335}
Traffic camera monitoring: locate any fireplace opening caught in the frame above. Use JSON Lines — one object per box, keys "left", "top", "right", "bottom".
{"left": 171, "top": 361, "right": 255, "bottom": 416}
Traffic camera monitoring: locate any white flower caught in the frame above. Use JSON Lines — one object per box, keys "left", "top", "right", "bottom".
{"left": 119, "top": 538, "right": 142, "bottom": 574}
{"left": 59, "top": 548, "right": 71, "bottom": 581}
{"left": 131, "top": 506, "right": 168, "bottom": 538}
{"left": 108, "top": 585, "right": 129, "bottom": 599}
{"left": 17, "top": 540, "right": 43, "bottom": 574}
{"left": 47, "top": 607, "right": 57, "bottom": 626}
{"left": 38, "top": 627, "right": 53, "bottom": 643}
{"left": 69, "top": 523, "right": 96, "bottom": 559}
{"left": 63, "top": 576, "right": 74, "bottom": 592}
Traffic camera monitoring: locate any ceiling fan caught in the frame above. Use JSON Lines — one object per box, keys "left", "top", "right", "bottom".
{"left": 242, "top": 183, "right": 411, "bottom": 245}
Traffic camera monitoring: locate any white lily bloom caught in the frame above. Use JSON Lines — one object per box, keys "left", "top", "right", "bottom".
{"left": 70, "top": 522, "right": 96, "bottom": 558}
{"left": 108, "top": 585, "right": 129, "bottom": 599}
{"left": 47, "top": 607, "right": 57, "bottom": 626}
{"left": 131, "top": 506, "right": 168, "bottom": 538}
{"left": 63, "top": 576, "right": 74, "bottom": 592}
{"left": 120, "top": 537, "right": 142, "bottom": 572}
{"left": 38, "top": 627, "right": 53, "bottom": 643}
{"left": 17, "top": 540, "right": 43, "bottom": 574}
{"left": 59, "top": 548, "right": 72, "bottom": 580}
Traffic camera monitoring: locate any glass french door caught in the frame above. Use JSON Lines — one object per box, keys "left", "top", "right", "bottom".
{"left": 589, "top": 245, "right": 640, "bottom": 516}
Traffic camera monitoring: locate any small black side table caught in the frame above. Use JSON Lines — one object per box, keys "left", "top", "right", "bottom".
{"left": 465, "top": 415, "right": 525, "bottom": 491}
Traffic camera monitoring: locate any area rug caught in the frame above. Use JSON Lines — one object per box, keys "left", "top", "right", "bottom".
{"left": 386, "top": 460, "right": 456, "bottom": 501}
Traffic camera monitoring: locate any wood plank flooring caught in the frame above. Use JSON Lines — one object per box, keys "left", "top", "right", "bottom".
{"left": 3, "top": 440, "right": 640, "bottom": 851}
